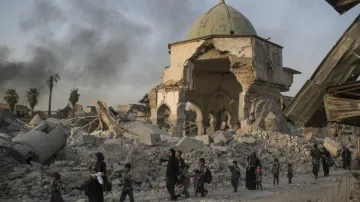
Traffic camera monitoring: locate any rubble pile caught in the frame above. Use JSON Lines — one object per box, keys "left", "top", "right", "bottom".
{"left": 0, "top": 109, "right": 352, "bottom": 202}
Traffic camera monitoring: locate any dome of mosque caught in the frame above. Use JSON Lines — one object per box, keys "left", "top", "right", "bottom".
{"left": 186, "top": 0, "right": 257, "bottom": 40}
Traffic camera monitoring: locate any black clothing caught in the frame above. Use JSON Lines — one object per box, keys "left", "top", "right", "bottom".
{"left": 88, "top": 162, "right": 106, "bottom": 202}
{"left": 231, "top": 178, "right": 239, "bottom": 192}
{"left": 312, "top": 158, "right": 320, "bottom": 178}
{"left": 166, "top": 156, "right": 179, "bottom": 200}
{"left": 287, "top": 167, "right": 293, "bottom": 184}
{"left": 310, "top": 148, "right": 321, "bottom": 178}
{"left": 245, "top": 156, "right": 260, "bottom": 190}
{"left": 321, "top": 149, "right": 330, "bottom": 176}
{"left": 273, "top": 174, "right": 279, "bottom": 185}
{"left": 120, "top": 188, "right": 134, "bottom": 202}
{"left": 230, "top": 166, "right": 240, "bottom": 192}
{"left": 342, "top": 149, "right": 352, "bottom": 169}
{"left": 166, "top": 176, "right": 178, "bottom": 200}
{"left": 196, "top": 176, "right": 207, "bottom": 197}
{"left": 50, "top": 180, "right": 64, "bottom": 202}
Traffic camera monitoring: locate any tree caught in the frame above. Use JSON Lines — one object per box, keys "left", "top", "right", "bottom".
{"left": 3, "top": 89, "right": 19, "bottom": 118}
{"left": 26, "top": 88, "right": 40, "bottom": 117}
{"left": 138, "top": 93, "right": 150, "bottom": 116}
{"left": 46, "top": 70, "right": 60, "bottom": 117}
{"left": 138, "top": 93, "right": 150, "bottom": 107}
{"left": 69, "top": 88, "right": 80, "bottom": 117}
{"left": 56, "top": 104, "right": 71, "bottom": 119}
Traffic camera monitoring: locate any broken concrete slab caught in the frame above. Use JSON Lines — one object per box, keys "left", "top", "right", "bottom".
{"left": 324, "top": 137, "right": 340, "bottom": 157}
{"left": 237, "top": 136, "right": 256, "bottom": 144}
{"left": 195, "top": 135, "right": 211, "bottom": 145}
{"left": 127, "top": 144, "right": 148, "bottom": 182}
{"left": 98, "top": 139, "right": 128, "bottom": 165}
{"left": 120, "top": 121, "right": 163, "bottom": 145}
{"left": 12, "top": 124, "right": 69, "bottom": 164}
{"left": 175, "top": 136, "right": 203, "bottom": 153}
{"left": 161, "top": 135, "right": 180, "bottom": 145}
{"left": 82, "top": 135, "right": 105, "bottom": 146}
{"left": 305, "top": 133, "right": 316, "bottom": 142}
{"left": 212, "top": 131, "right": 234, "bottom": 144}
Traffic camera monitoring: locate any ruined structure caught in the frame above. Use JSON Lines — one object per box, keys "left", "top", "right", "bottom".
{"left": 149, "top": 0, "right": 300, "bottom": 136}
{"left": 285, "top": 14, "right": 360, "bottom": 128}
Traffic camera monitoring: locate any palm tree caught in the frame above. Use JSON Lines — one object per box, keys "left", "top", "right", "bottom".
{"left": 3, "top": 89, "right": 19, "bottom": 118}
{"left": 26, "top": 88, "right": 40, "bottom": 118}
{"left": 69, "top": 88, "right": 80, "bottom": 117}
{"left": 46, "top": 70, "right": 60, "bottom": 117}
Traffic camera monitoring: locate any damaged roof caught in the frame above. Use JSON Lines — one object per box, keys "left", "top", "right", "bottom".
{"left": 325, "top": 0, "right": 360, "bottom": 15}
{"left": 284, "top": 14, "right": 360, "bottom": 127}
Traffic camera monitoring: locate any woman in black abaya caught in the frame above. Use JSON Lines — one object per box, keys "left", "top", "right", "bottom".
{"left": 246, "top": 152, "right": 260, "bottom": 190}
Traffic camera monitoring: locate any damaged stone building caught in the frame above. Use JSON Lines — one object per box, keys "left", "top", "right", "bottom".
{"left": 149, "top": 0, "right": 300, "bottom": 136}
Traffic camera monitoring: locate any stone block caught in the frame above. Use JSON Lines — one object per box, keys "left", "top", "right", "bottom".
{"left": 127, "top": 144, "right": 148, "bottom": 182}
{"left": 175, "top": 136, "right": 203, "bottom": 153}
{"left": 324, "top": 138, "right": 340, "bottom": 157}
{"left": 305, "top": 133, "right": 316, "bottom": 142}
{"left": 237, "top": 136, "right": 256, "bottom": 144}
{"left": 213, "top": 131, "right": 234, "bottom": 144}
{"left": 195, "top": 135, "right": 211, "bottom": 145}
{"left": 82, "top": 135, "right": 105, "bottom": 146}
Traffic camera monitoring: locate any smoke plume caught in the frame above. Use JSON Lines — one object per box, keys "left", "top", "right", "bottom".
{"left": 0, "top": 0, "right": 199, "bottom": 109}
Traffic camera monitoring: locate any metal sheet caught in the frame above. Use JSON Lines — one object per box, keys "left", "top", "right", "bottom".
{"left": 326, "top": 0, "right": 360, "bottom": 15}
{"left": 284, "top": 15, "right": 360, "bottom": 127}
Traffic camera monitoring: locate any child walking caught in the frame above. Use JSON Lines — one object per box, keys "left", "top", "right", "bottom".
{"left": 230, "top": 160, "right": 241, "bottom": 192}
{"left": 50, "top": 172, "right": 64, "bottom": 202}
{"left": 272, "top": 158, "right": 280, "bottom": 186}
{"left": 120, "top": 163, "right": 134, "bottom": 202}
{"left": 193, "top": 169, "right": 199, "bottom": 197}
{"left": 255, "top": 165, "right": 263, "bottom": 191}
{"left": 182, "top": 164, "right": 191, "bottom": 198}
{"left": 287, "top": 163, "right": 293, "bottom": 184}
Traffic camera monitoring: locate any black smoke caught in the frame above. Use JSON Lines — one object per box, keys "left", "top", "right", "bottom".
{"left": 0, "top": 0, "right": 200, "bottom": 108}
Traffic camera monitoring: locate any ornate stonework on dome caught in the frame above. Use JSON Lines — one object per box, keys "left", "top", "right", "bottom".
{"left": 186, "top": 0, "right": 257, "bottom": 40}
{"left": 149, "top": 1, "right": 301, "bottom": 137}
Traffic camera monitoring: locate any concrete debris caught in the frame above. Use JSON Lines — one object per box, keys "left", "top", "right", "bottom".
{"left": 175, "top": 136, "right": 203, "bottom": 152}
{"left": 120, "top": 121, "right": 162, "bottom": 145}
{"left": 237, "top": 136, "right": 256, "bottom": 144}
{"left": 212, "top": 131, "right": 234, "bottom": 145}
{"left": 11, "top": 119, "right": 70, "bottom": 164}
{"left": 126, "top": 143, "right": 149, "bottom": 182}
{"left": 324, "top": 137, "right": 340, "bottom": 157}
{"left": 0, "top": 100, "right": 357, "bottom": 201}
{"left": 195, "top": 135, "right": 211, "bottom": 145}
{"left": 28, "top": 114, "right": 42, "bottom": 126}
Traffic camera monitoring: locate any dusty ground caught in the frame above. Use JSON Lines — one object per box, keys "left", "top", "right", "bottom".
{"left": 135, "top": 170, "right": 351, "bottom": 202}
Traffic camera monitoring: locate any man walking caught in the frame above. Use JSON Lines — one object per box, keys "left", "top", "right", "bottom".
{"left": 310, "top": 144, "right": 321, "bottom": 179}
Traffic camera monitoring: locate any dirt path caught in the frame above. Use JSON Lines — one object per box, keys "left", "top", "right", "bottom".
{"left": 151, "top": 170, "right": 352, "bottom": 202}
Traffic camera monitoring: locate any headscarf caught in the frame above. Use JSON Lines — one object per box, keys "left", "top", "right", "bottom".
{"left": 249, "top": 152, "right": 258, "bottom": 167}
{"left": 94, "top": 152, "right": 105, "bottom": 172}
{"left": 169, "top": 148, "right": 175, "bottom": 157}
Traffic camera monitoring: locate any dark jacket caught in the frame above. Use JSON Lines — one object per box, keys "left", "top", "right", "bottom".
{"left": 310, "top": 148, "right": 321, "bottom": 160}
{"left": 342, "top": 149, "right": 351, "bottom": 160}
{"left": 166, "top": 156, "right": 179, "bottom": 178}
{"left": 320, "top": 148, "right": 330, "bottom": 159}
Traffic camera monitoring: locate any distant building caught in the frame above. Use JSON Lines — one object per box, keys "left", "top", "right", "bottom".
{"left": 0, "top": 103, "right": 30, "bottom": 117}
{"left": 84, "top": 106, "right": 96, "bottom": 114}
{"left": 117, "top": 104, "right": 150, "bottom": 121}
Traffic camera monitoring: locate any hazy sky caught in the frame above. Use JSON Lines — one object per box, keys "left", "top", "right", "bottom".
{"left": 0, "top": 0, "right": 359, "bottom": 110}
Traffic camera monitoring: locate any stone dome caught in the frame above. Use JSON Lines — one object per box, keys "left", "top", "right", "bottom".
{"left": 186, "top": 0, "right": 257, "bottom": 40}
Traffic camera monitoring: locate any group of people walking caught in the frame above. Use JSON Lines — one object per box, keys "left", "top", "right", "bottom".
{"left": 310, "top": 144, "right": 352, "bottom": 179}
{"left": 163, "top": 148, "right": 211, "bottom": 201}
{"left": 50, "top": 152, "right": 135, "bottom": 202}
{"left": 48, "top": 144, "right": 353, "bottom": 202}
{"left": 240, "top": 152, "right": 293, "bottom": 192}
